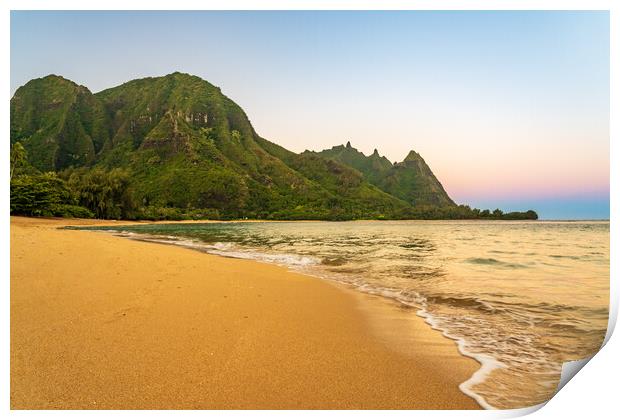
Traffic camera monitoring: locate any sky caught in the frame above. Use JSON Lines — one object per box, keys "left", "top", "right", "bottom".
{"left": 10, "top": 11, "right": 610, "bottom": 219}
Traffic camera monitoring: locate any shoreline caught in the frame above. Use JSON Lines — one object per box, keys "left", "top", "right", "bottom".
{"left": 58, "top": 216, "right": 606, "bottom": 225}
{"left": 11, "top": 216, "right": 481, "bottom": 409}
{"left": 93, "top": 225, "right": 501, "bottom": 409}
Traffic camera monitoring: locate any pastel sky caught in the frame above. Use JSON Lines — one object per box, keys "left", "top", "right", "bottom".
{"left": 10, "top": 11, "right": 610, "bottom": 219}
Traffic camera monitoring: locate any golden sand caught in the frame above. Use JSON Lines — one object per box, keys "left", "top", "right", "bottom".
{"left": 10, "top": 216, "right": 480, "bottom": 409}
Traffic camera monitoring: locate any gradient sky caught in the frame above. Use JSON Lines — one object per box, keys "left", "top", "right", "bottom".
{"left": 10, "top": 11, "right": 610, "bottom": 219}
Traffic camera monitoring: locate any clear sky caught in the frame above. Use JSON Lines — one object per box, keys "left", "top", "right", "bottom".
{"left": 10, "top": 11, "right": 610, "bottom": 219}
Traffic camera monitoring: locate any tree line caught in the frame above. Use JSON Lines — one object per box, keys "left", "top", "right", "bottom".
{"left": 11, "top": 142, "right": 135, "bottom": 219}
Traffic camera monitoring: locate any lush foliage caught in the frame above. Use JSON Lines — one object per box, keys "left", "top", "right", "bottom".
{"left": 399, "top": 205, "right": 538, "bottom": 220}
{"left": 10, "top": 72, "right": 538, "bottom": 221}
{"left": 10, "top": 173, "right": 93, "bottom": 218}
{"left": 10, "top": 142, "right": 28, "bottom": 181}
{"left": 63, "top": 168, "right": 136, "bottom": 219}
{"left": 10, "top": 76, "right": 108, "bottom": 171}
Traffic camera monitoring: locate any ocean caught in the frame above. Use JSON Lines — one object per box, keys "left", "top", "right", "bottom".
{"left": 80, "top": 220, "right": 609, "bottom": 409}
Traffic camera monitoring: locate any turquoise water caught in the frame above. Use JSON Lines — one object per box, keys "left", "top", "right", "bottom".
{"left": 80, "top": 220, "right": 609, "bottom": 409}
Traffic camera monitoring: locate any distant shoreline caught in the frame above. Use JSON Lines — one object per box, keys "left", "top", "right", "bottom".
{"left": 50, "top": 216, "right": 608, "bottom": 225}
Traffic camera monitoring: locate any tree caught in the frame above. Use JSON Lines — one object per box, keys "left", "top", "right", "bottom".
{"left": 67, "top": 168, "right": 136, "bottom": 219}
{"left": 11, "top": 172, "right": 71, "bottom": 216}
{"left": 10, "top": 142, "right": 27, "bottom": 181}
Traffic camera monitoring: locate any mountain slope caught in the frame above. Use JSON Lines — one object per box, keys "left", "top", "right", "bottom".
{"left": 318, "top": 143, "right": 455, "bottom": 207}
{"left": 10, "top": 75, "right": 109, "bottom": 171}
{"left": 381, "top": 150, "right": 455, "bottom": 207}
{"left": 255, "top": 137, "right": 411, "bottom": 217}
{"left": 318, "top": 142, "right": 392, "bottom": 185}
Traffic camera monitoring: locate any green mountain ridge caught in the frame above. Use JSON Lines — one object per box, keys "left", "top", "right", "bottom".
{"left": 10, "top": 75, "right": 108, "bottom": 171}
{"left": 317, "top": 143, "right": 454, "bottom": 207}
{"left": 10, "top": 72, "right": 537, "bottom": 221}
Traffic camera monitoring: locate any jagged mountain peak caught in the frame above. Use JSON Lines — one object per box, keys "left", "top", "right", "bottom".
{"left": 318, "top": 144, "right": 454, "bottom": 207}
{"left": 403, "top": 150, "right": 421, "bottom": 161}
{"left": 30, "top": 74, "right": 78, "bottom": 85}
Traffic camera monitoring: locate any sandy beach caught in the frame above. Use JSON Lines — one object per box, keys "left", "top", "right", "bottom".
{"left": 10, "top": 216, "right": 480, "bottom": 409}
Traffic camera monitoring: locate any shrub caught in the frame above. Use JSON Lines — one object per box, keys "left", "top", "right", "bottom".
{"left": 10, "top": 173, "right": 72, "bottom": 216}
{"left": 66, "top": 168, "right": 136, "bottom": 219}
{"left": 49, "top": 204, "right": 95, "bottom": 218}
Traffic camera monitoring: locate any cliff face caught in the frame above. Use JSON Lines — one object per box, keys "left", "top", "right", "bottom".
{"left": 318, "top": 144, "right": 455, "bottom": 207}
{"left": 382, "top": 150, "right": 455, "bottom": 207}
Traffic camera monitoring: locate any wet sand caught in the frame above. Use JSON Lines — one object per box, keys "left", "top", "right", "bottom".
{"left": 10, "top": 216, "right": 480, "bottom": 409}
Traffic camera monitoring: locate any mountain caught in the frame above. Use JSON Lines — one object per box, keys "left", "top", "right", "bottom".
{"left": 10, "top": 75, "right": 109, "bottom": 171}
{"left": 317, "top": 142, "right": 392, "bottom": 186}
{"left": 10, "top": 72, "right": 536, "bottom": 220}
{"left": 11, "top": 73, "right": 413, "bottom": 219}
{"left": 318, "top": 143, "right": 455, "bottom": 207}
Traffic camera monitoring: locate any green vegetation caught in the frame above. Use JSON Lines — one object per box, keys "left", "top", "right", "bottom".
{"left": 10, "top": 75, "right": 108, "bottom": 171}
{"left": 63, "top": 168, "right": 136, "bottom": 219}
{"left": 10, "top": 142, "right": 28, "bottom": 181}
{"left": 398, "top": 205, "right": 538, "bottom": 220}
{"left": 318, "top": 144, "right": 455, "bottom": 207}
{"left": 10, "top": 173, "right": 93, "bottom": 218}
{"left": 10, "top": 72, "right": 538, "bottom": 221}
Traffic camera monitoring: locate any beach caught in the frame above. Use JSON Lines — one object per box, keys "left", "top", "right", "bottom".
{"left": 10, "top": 216, "right": 480, "bottom": 409}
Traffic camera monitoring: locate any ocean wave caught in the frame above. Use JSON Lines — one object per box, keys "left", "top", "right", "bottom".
{"left": 549, "top": 254, "right": 582, "bottom": 260}
{"left": 209, "top": 248, "right": 320, "bottom": 267}
{"left": 465, "top": 257, "right": 529, "bottom": 269}
{"left": 113, "top": 231, "right": 322, "bottom": 268}
{"left": 321, "top": 256, "right": 348, "bottom": 266}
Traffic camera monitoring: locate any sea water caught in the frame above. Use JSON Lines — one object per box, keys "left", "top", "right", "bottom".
{"left": 81, "top": 220, "right": 609, "bottom": 409}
